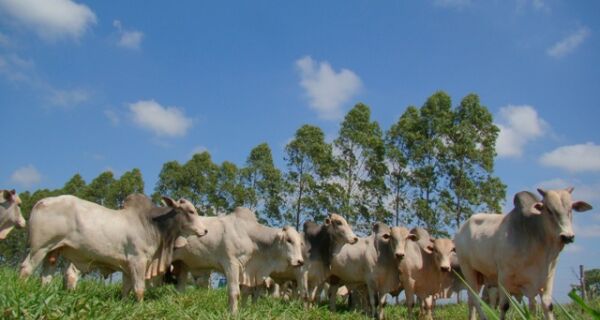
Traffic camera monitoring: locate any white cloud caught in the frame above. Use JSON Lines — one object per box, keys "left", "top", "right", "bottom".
{"left": 129, "top": 100, "right": 192, "bottom": 137}
{"left": 536, "top": 178, "right": 600, "bottom": 202}
{"left": 540, "top": 143, "right": 600, "bottom": 173}
{"left": 10, "top": 165, "right": 41, "bottom": 187}
{"left": 433, "top": 0, "right": 471, "bottom": 8}
{"left": 0, "top": 53, "right": 34, "bottom": 82}
{"left": 104, "top": 109, "right": 120, "bottom": 126}
{"left": 516, "top": 0, "right": 550, "bottom": 13}
{"left": 495, "top": 105, "right": 547, "bottom": 158}
{"left": 296, "top": 56, "right": 362, "bottom": 120}
{"left": 547, "top": 27, "right": 590, "bottom": 59}
{"left": 113, "top": 20, "right": 143, "bottom": 50}
{"left": 48, "top": 88, "right": 89, "bottom": 107}
{"left": 0, "top": 0, "right": 96, "bottom": 41}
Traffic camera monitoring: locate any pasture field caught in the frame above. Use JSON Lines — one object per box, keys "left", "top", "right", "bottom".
{"left": 0, "top": 268, "right": 597, "bottom": 320}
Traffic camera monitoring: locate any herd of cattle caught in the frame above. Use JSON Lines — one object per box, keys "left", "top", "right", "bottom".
{"left": 0, "top": 187, "right": 593, "bottom": 320}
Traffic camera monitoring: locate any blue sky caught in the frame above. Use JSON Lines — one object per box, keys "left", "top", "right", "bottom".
{"left": 1, "top": 0, "right": 599, "bottom": 301}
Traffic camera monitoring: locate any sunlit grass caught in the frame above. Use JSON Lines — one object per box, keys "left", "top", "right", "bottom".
{"left": 0, "top": 268, "right": 597, "bottom": 319}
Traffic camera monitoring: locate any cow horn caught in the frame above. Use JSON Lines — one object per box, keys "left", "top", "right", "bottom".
{"left": 566, "top": 186, "right": 575, "bottom": 194}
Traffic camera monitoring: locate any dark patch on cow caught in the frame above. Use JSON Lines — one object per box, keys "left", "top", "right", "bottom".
{"left": 303, "top": 220, "right": 333, "bottom": 267}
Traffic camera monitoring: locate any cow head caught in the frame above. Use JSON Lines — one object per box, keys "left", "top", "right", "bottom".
{"left": 386, "top": 226, "right": 417, "bottom": 262}
{"left": 409, "top": 227, "right": 434, "bottom": 254}
{"left": 325, "top": 213, "right": 358, "bottom": 244}
{"left": 278, "top": 225, "right": 304, "bottom": 267}
{"left": 162, "top": 197, "right": 208, "bottom": 238}
{"left": 431, "top": 238, "right": 456, "bottom": 273}
{"left": 529, "top": 187, "right": 592, "bottom": 245}
{"left": 0, "top": 190, "right": 26, "bottom": 240}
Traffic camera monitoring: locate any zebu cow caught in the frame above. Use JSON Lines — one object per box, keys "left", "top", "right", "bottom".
{"left": 0, "top": 189, "right": 26, "bottom": 239}
{"left": 455, "top": 188, "right": 592, "bottom": 320}
{"left": 399, "top": 228, "right": 457, "bottom": 320}
{"left": 328, "top": 223, "right": 416, "bottom": 319}
{"left": 20, "top": 194, "right": 208, "bottom": 301}
{"left": 269, "top": 213, "right": 358, "bottom": 304}
{"left": 171, "top": 207, "right": 304, "bottom": 314}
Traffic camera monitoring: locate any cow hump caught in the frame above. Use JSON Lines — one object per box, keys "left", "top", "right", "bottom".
{"left": 513, "top": 191, "right": 540, "bottom": 215}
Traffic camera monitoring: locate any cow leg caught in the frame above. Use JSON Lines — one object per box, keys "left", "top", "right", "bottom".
{"left": 64, "top": 263, "right": 80, "bottom": 290}
{"left": 40, "top": 250, "right": 60, "bottom": 285}
{"left": 366, "top": 282, "right": 378, "bottom": 319}
{"left": 423, "top": 295, "right": 434, "bottom": 320}
{"left": 540, "top": 262, "right": 557, "bottom": 320}
{"left": 404, "top": 278, "right": 416, "bottom": 318}
{"left": 19, "top": 248, "right": 51, "bottom": 278}
{"left": 528, "top": 296, "right": 537, "bottom": 316}
{"left": 175, "top": 263, "right": 189, "bottom": 292}
{"left": 129, "top": 261, "right": 147, "bottom": 302}
{"left": 224, "top": 264, "right": 241, "bottom": 314}
{"left": 498, "top": 290, "right": 509, "bottom": 320}
{"left": 328, "top": 283, "right": 340, "bottom": 312}
{"left": 378, "top": 292, "right": 388, "bottom": 320}
{"left": 461, "top": 266, "right": 485, "bottom": 320}
{"left": 122, "top": 274, "right": 133, "bottom": 299}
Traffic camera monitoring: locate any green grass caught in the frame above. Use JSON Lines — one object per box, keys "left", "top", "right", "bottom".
{"left": 0, "top": 268, "right": 597, "bottom": 319}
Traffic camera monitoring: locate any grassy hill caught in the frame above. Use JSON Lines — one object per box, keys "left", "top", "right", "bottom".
{"left": 0, "top": 268, "right": 597, "bottom": 319}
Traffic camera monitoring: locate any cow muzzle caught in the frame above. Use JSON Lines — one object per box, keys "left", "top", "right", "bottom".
{"left": 395, "top": 253, "right": 405, "bottom": 261}
{"left": 292, "top": 259, "right": 304, "bottom": 267}
{"left": 440, "top": 266, "right": 451, "bottom": 273}
{"left": 560, "top": 234, "right": 575, "bottom": 244}
{"left": 351, "top": 237, "right": 358, "bottom": 244}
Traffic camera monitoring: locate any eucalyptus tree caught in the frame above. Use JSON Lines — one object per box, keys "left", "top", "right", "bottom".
{"left": 214, "top": 161, "right": 246, "bottom": 213}
{"left": 62, "top": 174, "right": 86, "bottom": 197}
{"left": 107, "top": 168, "right": 144, "bottom": 209}
{"left": 184, "top": 151, "right": 219, "bottom": 215}
{"left": 83, "top": 171, "right": 116, "bottom": 208}
{"left": 284, "top": 124, "right": 336, "bottom": 229}
{"left": 333, "top": 103, "right": 388, "bottom": 230}
{"left": 440, "top": 94, "right": 506, "bottom": 228}
{"left": 385, "top": 120, "right": 410, "bottom": 226}
{"left": 394, "top": 92, "right": 452, "bottom": 234}
{"left": 242, "top": 143, "right": 284, "bottom": 224}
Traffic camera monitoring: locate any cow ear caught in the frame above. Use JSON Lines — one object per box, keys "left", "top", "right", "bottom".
{"left": 162, "top": 197, "right": 178, "bottom": 209}
{"left": 425, "top": 244, "right": 434, "bottom": 254}
{"left": 372, "top": 223, "right": 380, "bottom": 233}
{"left": 2, "top": 190, "right": 12, "bottom": 202}
{"left": 324, "top": 217, "right": 331, "bottom": 226}
{"left": 282, "top": 225, "right": 289, "bottom": 231}
{"left": 528, "top": 202, "right": 544, "bottom": 215}
{"left": 572, "top": 201, "right": 592, "bottom": 212}
{"left": 174, "top": 236, "right": 188, "bottom": 248}
{"left": 537, "top": 188, "right": 547, "bottom": 197}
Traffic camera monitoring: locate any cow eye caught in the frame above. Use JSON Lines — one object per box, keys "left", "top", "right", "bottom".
{"left": 451, "top": 247, "right": 456, "bottom": 253}
{"left": 286, "top": 239, "right": 292, "bottom": 244}
{"left": 335, "top": 220, "right": 342, "bottom": 226}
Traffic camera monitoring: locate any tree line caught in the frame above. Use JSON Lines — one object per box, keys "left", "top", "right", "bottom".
{"left": 1, "top": 91, "right": 506, "bottom": 265}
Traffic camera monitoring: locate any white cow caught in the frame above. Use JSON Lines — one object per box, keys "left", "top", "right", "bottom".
{"left": 269, "top": 213, "right": 358, "bottom": 304}
{"left": 0, "top": 189, "right": 26, "bottom": 239}
{"left": 20, "top": 194, "right": 208, "bottom": 301}
{"left": 171, "top": 207, "right": 304, "bottom": 314}
{"left": 399, "top": 230, "right": 457, "bottom": 320}
{"left": 455, "top": 188, "right": 592, "bottom": 320}
{"left": 329, "top": 223, "right": 416, "bottom": 319}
